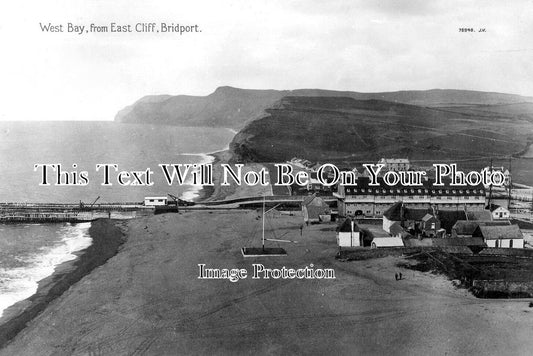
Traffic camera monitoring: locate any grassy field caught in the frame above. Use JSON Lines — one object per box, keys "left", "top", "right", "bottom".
{"left": 230, "top": 97, "right": 533, "bottom": 183}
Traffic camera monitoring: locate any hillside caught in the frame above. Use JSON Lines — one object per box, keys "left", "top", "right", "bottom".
{"left": 230, "top": 96, "right": 533, "bottom": 164}
{"left": 115, "top": 87, "right": 533, "bottom": 129}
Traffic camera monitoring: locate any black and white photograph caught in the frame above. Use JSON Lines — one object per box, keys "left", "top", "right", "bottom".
{"left": 1, "top": 0, "right": 533, "bottom": 354}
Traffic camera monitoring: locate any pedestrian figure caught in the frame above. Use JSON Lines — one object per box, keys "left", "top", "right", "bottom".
{"left": 395, "top": 273, "right": 398, "bottom": 281}
{"left": 399, "top": 272, "right": 403, "bottom": 280}
{"left": 300, "top": 224, "right": 303, "bottom": 236}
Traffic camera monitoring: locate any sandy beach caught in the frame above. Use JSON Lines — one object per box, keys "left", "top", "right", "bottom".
{"left": 0, "top": 219, "right": 126, "bottom": 348}
{"left": 1, "top": 210, "right": 532, "bottom": 355}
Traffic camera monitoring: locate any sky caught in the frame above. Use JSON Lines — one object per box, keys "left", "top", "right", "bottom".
{"left": 0, "top": 0, "right": 532, "bottom": 121}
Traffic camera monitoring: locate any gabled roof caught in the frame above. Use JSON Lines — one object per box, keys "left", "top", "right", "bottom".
{"left": 452, "top": 220, "right": 480, "bottom": 235}
{"left": 466, "top": 210, "right": 492, "bottom": 221}
{"left": 389, "top": 222, "right": 404, "bottom": 235}
{"left": 383, "top": 201, "right": 431, "bottom": 222}
{"left": 378, "top": 158, "right": 410, "bottom": 164}
{"left": 302, "top": 194, "right": 328, "bottom": 207}
{"left": 422, "top": 213, "right": 437, "bottom": 222}
{"left": 453, "top": 220, "right": 511, "bottom": 236}
{"left": 372, "top": 237, "right": 404, "bottom": 247}
{"left": 383, "top": 201, "right": 403, "bottom": 220}
{"left": 436, "top": 210, "right": 467, "bottom": 233}
{"left": 303, "top": 194, "right": 330, "bottom": 220}
{"left": 337, "top": 218, "right": 360, "bottom": 233}
{"left": 473, "top": 224, "right": 523, "bottom": 240}
{"left": 405, "top": 208, "right": 432, "bottom": 221}
{"left": 486, "top": 203, "right": 508, "bottom": 212}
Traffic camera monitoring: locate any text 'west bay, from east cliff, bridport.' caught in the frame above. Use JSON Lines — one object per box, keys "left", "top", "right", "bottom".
{"left": 39, "top": 22, "right": 201, "bottom": 35}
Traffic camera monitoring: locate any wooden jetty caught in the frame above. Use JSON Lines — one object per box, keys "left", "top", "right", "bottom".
{"left": 0, "top": 202, "right": 154, "bottom": 223}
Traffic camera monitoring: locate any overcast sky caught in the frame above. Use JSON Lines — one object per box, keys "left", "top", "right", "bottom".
{"left": 0, "top": 0, "right": 532, "bottom": 121}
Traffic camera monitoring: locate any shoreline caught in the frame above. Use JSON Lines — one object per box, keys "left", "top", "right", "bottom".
{"left": 185, "top": 127, "right": 236, "bottom": 203}
{"left": 0, "top": 219, "right": 126, "bottom": 348}
{"left": 2, "top": 211, "right": 532, "bottom": 354}
{"left": 195, "top": 149, "right": 233, "bottom": 202}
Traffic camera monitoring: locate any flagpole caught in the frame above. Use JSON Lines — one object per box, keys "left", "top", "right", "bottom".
{"left": 262, "top": 195, "right": 265, "bottom": 251}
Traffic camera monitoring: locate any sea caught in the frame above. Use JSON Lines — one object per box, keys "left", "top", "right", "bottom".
{"left": 0, "top": 121, "right": 235, "bottom": 318}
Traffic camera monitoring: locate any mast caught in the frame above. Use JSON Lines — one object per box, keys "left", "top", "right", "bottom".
{"left": 507, "top": 156, "right": 512, "bottom": 209}
{"left": 488, "top": 158, "right": 493, "bottom": 208}
{"left": 531, "top": 189, "right": 533, "bottom": 215}
{"left": 262, "top": 195, "right": 265, "bottom": 251}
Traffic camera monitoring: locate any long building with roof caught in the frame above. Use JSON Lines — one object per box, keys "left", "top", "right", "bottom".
{"left": 334, "top": 176, "right": 486, "bottom": 218}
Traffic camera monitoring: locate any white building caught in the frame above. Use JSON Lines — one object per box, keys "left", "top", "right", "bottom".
{"left": 473, "top": 225, "right": 524, "bottom": 248}
{"left": 336, "top": 218, "right": 362, "bottom": 247}
{"left": 378, "top": 158, "right": 411, "bottom": 172}
{"left": 371, "top": 237, "right": 404, "bottom": 248}
{"left": 144, "top": 196, "right": 168, "bottom": 206}
{"left": 487, "top": 204, "right": 510, "bottom": 220}
{"left": 335, "top": 176, "right": 486, "bottom": 218}
{"left": 483, "top": 166, "right": 511, "bottom": 187}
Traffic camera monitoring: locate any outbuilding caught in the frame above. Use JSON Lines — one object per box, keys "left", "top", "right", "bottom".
{"left": 336, "top": 218, "right": 362, "bottom": 247}
{"left": 487, "top": 203, "right": 510, "bottom": 220}
{"left": 472, "top": 224, "right": 524, "bottom": 248}
{"left": 144, "top": 196, "right": 168, "bottom": 206}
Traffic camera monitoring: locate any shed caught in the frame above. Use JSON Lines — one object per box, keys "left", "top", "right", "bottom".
{"left": 144, "top": 196, "right": 168, "bottom": 206}
{"left": 472, "top": 224, "right": 524, "bottom": 248}
{"left": 336, "top": 218, "right": 362, "bottom": 247}
{"left": 421, "top": 213, "right": 440, "bottom": 236}
{"left": 452, "top": 220, "right": 481, "bottom": 237}
{"left": 371, "top": 237, "right": 404, "bottom": 248}
{"left": 486, "top": 203, "right": 510, "bottom": 220}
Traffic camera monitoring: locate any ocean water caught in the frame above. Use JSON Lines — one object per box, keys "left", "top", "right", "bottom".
{"left": 0, "top": 121, "right": 235, "bottom": 318}
{"left": 0, "top": 121, "right": 235, "bottom": 203}
{"left": 0, "top": 222, "right": 92, "bottom": 318}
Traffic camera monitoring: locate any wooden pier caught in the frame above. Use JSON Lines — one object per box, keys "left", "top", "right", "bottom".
{"left": 0, "top": 202, "right": 154, "bottom": 223}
